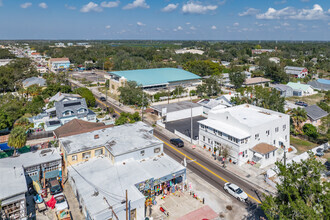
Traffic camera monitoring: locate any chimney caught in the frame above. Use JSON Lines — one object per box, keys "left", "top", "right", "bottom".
{"left": 94, "top": 134, "right": 99, "bottom": 139}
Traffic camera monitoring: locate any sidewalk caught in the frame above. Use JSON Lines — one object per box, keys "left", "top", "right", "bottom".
{"left": 154, "top": 124, "right": 277, "bottom": 195}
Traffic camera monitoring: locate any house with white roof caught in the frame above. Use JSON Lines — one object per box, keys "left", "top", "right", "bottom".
{"left": 198, "top": 104, "right": 290, "bottom": 168}
{"left": 63, "top": 122, "right": 186, "bottom": 220}
{"left": 198, "top": 94, "right": 235, "bottom": 115}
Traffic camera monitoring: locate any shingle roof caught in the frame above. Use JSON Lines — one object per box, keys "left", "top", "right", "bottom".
{"left": 54, "top": 119, "right": 113, "bottom": 138}
{"left": 49, "top": 92, "right": 81, "bottom": 102}
{"left": 22, "top": 77, "right": 46, "bottom": 88}
{"left": 244, "top": 77, "right": 270, "bottom": 85}
{"left": 270, "top": 84, "right": 293, "bottom": 92}
{"left": 304, "top": 105, "right": 328, "bottom": 121}
{"left": 55, "top": 98, "right": 90, "bottom": 119}
{"left": 251, "top": 143, "right": 277, "bottom": 155}
{"left": 109, "top": 68, "right": 201, "bottom": 87}
{"left": 307, "top": 79, "right": 330, "bottom": 91}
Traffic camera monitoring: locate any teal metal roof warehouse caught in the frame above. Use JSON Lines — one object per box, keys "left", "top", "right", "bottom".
{"left": 109, "top": 68, "right": 201, "bottom": 88}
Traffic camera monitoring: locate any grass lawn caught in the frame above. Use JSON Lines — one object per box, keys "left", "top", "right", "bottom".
{"left": 286, "top": 93, "right": 325, "bottom": 106}
{"left": 290, "top": 135, "right": 318, "bottom": 154}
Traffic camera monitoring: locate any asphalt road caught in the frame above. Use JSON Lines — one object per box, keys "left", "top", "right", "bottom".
{"left": 71, "top": 80, "right": 266, "bottom": 216}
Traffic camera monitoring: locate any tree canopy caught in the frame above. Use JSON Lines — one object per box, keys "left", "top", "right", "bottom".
{"left": 8, "top": 126, "right": 27, "bottom": 155}
{"left": 117, "top": 81, "right": 149, "bottom": 107}
{"left": 73, "top": 87, "right": 95, "bottom": 107}
{"left": 262, "top": 153, "right": 330, "bottom": 219}
{"left": 229, "top": 72, "right": 245, "bottom": 89}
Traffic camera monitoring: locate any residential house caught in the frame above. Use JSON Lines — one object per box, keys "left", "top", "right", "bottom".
{"left": 0, "top": 148, "right": 62, "bottom": 219}
{"left": 0, "top": 59, "right": 12, "bottom": 66}
{"left": 151, "top": 101, "right": 203, "bottom": 122}
{"left": 65, "top": 122, "right": 186, "bottom": 220}
{"left": 287, "top": 82, "right": 315, "bottom": 96}
{"left": 252, "top": 49, "right": 275, "bottom": 55}
{"left": 198, "top": 94, "right": 234, "bottom": 115}
{"left": 242, "top": 71, "right": 252, "bottom": 79}
{"left": 304, "top": 105, "right": 328, "bottom": 127}
{"left": 243, "top": 77, "right": 271, "bottom": 87}
{"left": 308, "top": 79, "right": 330, "bottom": 91}
{"left": 48, "top": 58, "right": 70, "bottom": 71}
{"left": 270, "top": 84, "right": 293, "bottom": 97}
{"left": 284, "top": 66, "right": 308, "bottom": 78}
{"left": 198, "top": 104, "right": 290, "bottom": 168}
{"left": 269, "top": 57, "right": 280, "bottom": 64}
{"left": 22, "top": 76, "right": 46, "bottom": 89}
{"left": 221, "top": 61, "right": 231, "bottom": 68}
{"left": 175, "top": 48, "right": 204, "bottom": 55}
{"left": 30, "top": 94, "right": 96, "bottom": 131}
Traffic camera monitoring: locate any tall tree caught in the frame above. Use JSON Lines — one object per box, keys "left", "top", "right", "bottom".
{"left": 117, "top": 81, "right": 149, "bottom": 107}
{"left": 8, "top": 126, "right": 27, "bottom": 155}
{"left": 229, "top": 72, "right": 245, "bottom": 89}
{"left": 289, "top": 107, "right": 308, "bottom": 134}
{"left": 262, "top": 153, "right": 329, "bottom": 219}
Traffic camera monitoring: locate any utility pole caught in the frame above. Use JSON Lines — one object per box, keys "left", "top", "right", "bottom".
{"left": 167, "top": 86, "right": 170, "bottom": 104}
{"left": 141, "top": 92, "right": 144, "bottom": 122}
{"left": 190, "top": 95, "right": 193, "bottom": 144}
{"left": 126, "top": 190, "right": 128, "bottom": 220}
{"left": 103, "top": 197, "right": 119, "bottom": 220}
{"left": 283, "top": 144, "right": 286, "bottom": 167}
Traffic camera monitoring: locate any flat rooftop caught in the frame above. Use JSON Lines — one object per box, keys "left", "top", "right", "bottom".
{"left": 109, "top": 68, "right": 201, "bottom": 87}
{"left": 68, "top": 155, "right": 185, "bottom": 219}
{"left": 208, "top": 104, "right": 289, "bottom": 128}
{"left": 152, "top": 101, "right": 201, "bottom": 113}
{"left": 60, "top": 121, "right": 162, "bottom": 155}
{"left": 0, "top": 148, "right": 61, "bottom": 169}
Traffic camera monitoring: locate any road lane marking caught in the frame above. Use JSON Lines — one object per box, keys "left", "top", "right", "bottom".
{"left": 155, "top": 136, "right": 262, "bottom": 204}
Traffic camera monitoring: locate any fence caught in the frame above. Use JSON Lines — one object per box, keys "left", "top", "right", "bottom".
{"left": 174, "top": 129, "right": 198, "bottom": 145}
{"left": 27, "top": 131, "right": 54, "bottom": 140}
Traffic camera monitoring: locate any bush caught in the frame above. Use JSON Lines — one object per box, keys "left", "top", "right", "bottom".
{"left": 73, "top": 87, "right": 95, "bottom": 107}
{"left": 303, "top": 123, "right": 318, "bottom": 139}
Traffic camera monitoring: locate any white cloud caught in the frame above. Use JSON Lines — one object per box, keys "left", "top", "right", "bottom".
{"left": 81, "top": 2, "right": 102, "bottom": 13}
{"left": 105, "top": 25, "right": 111, "bottom": 29}
{"left": 137, "top": 21, "right": 146, "bottom": 26}
{"left": 156, "top": 27, "right": 162, "bottom": 31}
{"left": 301, "top": 0, "right": 310, "bottom": 2}
{"left": 238, "top": 8, "right": 259, "bottom": 16}
{"left": 256, "top": 4, "right": 329, "bottom": 20}
{"left": 275, "top": 0, "right": 287, "bottom": 5}
{"left": 101, "top": 1, "right": 120, "bottom": 8}
{"left": 186, "top": 22, "right": 191, "bottom": 25}
{"left": 123, "top": 0, "right": 149, "bottom": 10}
{"left": 161, "top": 3, "right": 178, "bottom": 12}
{"left": 0, "top": 0, "right": 3, "bottom": 7}
{"left": 282, "top": 22, "right": 290, "bottom": 26}
{"left": 190, "top": 26, "right": 197, "bottom": 30}
{"left": 20, "top": 2, "right": 32, "bottom": 9}
{"left": 233, "top": 22, "right": 239, "bottom": 26}
{"left": 211, "top": 25, "right": 217, "bottom": 30}
{"left": 65, "top": 4, "right": 76, "bottom": 10}
{"left": 38, "top": 2, "right": 47, "bottom": 9}
{"left": 173, "top": 26, "right": 183, "bottom": 31}
{"left": 182, "top": 2, "right": 217, "bottom": 14}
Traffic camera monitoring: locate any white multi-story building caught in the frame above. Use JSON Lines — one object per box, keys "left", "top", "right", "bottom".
{"left": 198, "top": 104, "right": 290, "bottom": 168}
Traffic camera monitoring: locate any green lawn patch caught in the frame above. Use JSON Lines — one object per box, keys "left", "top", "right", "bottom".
{"left": 290, "top": 135, "right": 318, "bottom": 154}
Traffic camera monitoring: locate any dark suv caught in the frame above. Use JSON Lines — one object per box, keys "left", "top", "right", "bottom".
{"left": 295, "top": 101, "right": 308, "bottom": 107}
{"left": 170, "top": 138, "right": 184, "bottom": 148}
{"left": 49, "top": 179, "right": 62, "bottom": 195}
{"left": 100, "top": 97, "right": 106, "bottom": 102}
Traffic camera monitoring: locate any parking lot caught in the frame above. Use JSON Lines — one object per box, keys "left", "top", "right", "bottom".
{"left": 165, "top": 116, "right": 206, "bottom": 140}
{"left": 26, "top": 180, "right": 83, "bottom": 220}
{"left": 70, "top": 71, "right": 106, "bottom": 84}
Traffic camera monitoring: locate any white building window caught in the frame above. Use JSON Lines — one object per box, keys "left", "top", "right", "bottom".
{"left": 154, "top": 147, "right": 161, "bottom": 153}
{"left": 72, "top": 155, "right": 77, "bottom": 161}
{"left": 275, "top": 127, "right": 279, "bottom": 133}
{"left": 265, "top": 153, "right": 270, "bottom": 159}
{"left": 283, "top": 125, "right": 286, "bottom": 131}
{"left": 266, "top": 130, "right": 270, "bottom": 136}
{"left": 203, "top": 136, "right": 205, "bottom": 141}
{"left": 95, "top": 149, "right": 103, "bottom": 156}
{"left": 201, "top": 124, "right": 205, "bottom": 129}
{"left": 82, "top": 152, "right": 91, "bottom": 159}
{"left": 285, "top": 135, "right": 288, "bottom": 141}
{"left": 255, "top": 134, "right": 259, "bottom": 140}
{"left": 140, "top": 150, "right": 145, "bottom": 155}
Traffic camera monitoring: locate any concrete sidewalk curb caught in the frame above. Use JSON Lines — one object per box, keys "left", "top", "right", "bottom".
{"left": 154, "top": 124, "right": 276, "bottom": 197}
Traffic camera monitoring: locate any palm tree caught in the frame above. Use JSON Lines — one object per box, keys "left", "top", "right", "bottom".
{"left": 289, "top": 107, "right": 308, "bottom": 134}
{"left": 8, "top": 126, "right": 27, "bottom": 156}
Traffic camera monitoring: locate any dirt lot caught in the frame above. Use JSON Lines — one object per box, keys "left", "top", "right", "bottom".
{"left": 290, "top": 135, "right": 318, "bottom": 154}
{"left": 286, "top": 93, "right": 325, "bottom": 106}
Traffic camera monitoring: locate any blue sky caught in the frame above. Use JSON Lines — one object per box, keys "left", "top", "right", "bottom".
{"left": 0, "top": 0, "right": 329, "bottom": 40}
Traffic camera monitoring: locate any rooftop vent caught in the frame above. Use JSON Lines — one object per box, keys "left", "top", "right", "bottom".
{"left": 94, "top": 134, "right": 99, "bottom": 139}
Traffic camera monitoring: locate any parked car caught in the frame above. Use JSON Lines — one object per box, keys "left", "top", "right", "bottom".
{"left": 49, "top": 179, "right": 62, "bottom": 195}
{"left": 295, "top": 101, "right": 308, "bottom": 107}
{"left": 170, "top": 138, "right": 184, "bottom": 148}
{"left": 224, "top": 182, "right": 248, "bottom": 202}
{"left": 100, "top": 97, "right": 106, "bottom": 102}
{"left": 316, "top": 148, "right": 324, "bottom": 157}
{"left": 54, "top": 193, "right": 68, "bottom": 212}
